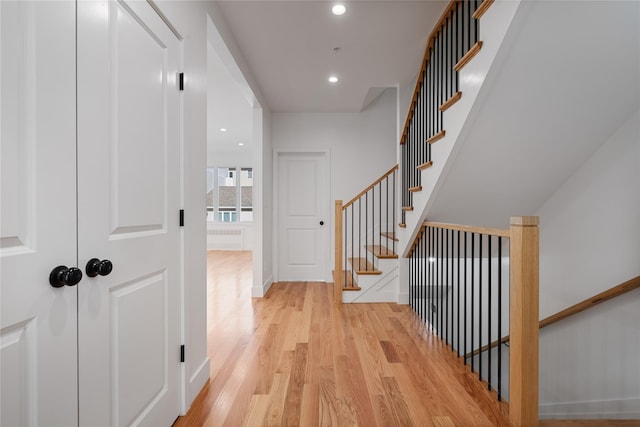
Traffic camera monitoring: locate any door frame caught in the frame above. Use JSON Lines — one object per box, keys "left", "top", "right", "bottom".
{"left": 273, "top": 149, "right": 332, "bottom": 283}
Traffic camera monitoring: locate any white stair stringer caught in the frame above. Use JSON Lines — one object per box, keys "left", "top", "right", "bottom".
{"left": 342, "top": 257, "right": 399, "bottom": 303}
{"left": 398, "top": 0, "right": 523, "bottom": 257}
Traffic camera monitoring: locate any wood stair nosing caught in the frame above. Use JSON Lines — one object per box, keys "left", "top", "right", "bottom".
{"left": 417, "top": 161, "right": 433, "bottom": 171}
{"left": 366, "top": 245, "right": 398, "bottom": 259}
{"left": 409, "top": 186, "right": 422, "bottom": 193}
{"left": 348, "top": 257, "right": 382, "bottom": 275}
{"left": 402, "top": 206, "right": 414, "bottom": 212}
{"left": 439, "top": 91, "right": 462, "bottom": 112}
{"left": 380, "top": 231, "right": 398, "bottom": 242}
{"left": 398, "top": 223, "right": 406, "bottom": 228}
{"left": 333, "top": 270, "right": 362, "bottom": 291}
{"left": 454, "top": 41, "right": 483, "bottom": 72}
{"left": 427, "top": 130, "right": 446, "bottom": 144}
{"left": 473, "top": 0, "right": 494, "bottom": 20}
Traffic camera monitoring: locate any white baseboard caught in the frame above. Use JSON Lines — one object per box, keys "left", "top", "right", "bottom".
{"left": 252, "top": 274, "right": 273, "bottom": 297}
{"left": 184, "top": 357, "right": 210, "bottom": 414}
{"left": 397, "top": 292, "right": 409, "bottom": 304}
{"left": 539, "top": 397, "right": 640, "bottom": 419}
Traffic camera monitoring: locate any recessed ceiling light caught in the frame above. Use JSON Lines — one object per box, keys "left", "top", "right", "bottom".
{"left": 238, "top": 142, "right": 244, "bottom": 146}
{"left": 328, "top": 75, "right": 339, "bottom": 83}
{"left": 332, "top": 4, "right": 346, "bottom": 16}
{"left": 220, "top": 128, "right": 227, "bottom": 132}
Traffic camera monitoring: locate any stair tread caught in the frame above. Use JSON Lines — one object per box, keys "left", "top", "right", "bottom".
{"left": 333, "top": 270, "right": 362, "bottom": 291}
{"left": 380, "top": 231, "right": 399, "bottom": 241}
{"left": 343, "top": 271, "right": 361, "bottom": 290}
{"left": 348, "top": 257, "right": 382, "bottom": 275}
{"left": 366, "top": 245, "right": 398, "bottom": 259}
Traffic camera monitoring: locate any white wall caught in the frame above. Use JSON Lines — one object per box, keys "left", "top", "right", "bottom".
{"left": 536, "top": 110, "right": 640, "bottom": 418}
{"left": 272, "top": 88, "right": 398, "bottom": 280}
{"left": 252, "top": 107, "right": 274, "bottom": 296}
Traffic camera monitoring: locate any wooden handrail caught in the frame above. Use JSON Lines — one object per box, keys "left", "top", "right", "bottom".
{"left": 423, "top": 220, "right": 510, "bottom": 237}
{"left": 400, "top": 0, "right": 459, "bottom": 145}
{"left": 539, "top": 275, "right": 640, "bottom": 328}
{"left": 406, "top": 220, "right": 510, "bottom": 257}
{"left": 343, "top": 164, "right": 398, "bottom": 209}
{"left": 466, "top": 274, "right": 640, "bottom": 358}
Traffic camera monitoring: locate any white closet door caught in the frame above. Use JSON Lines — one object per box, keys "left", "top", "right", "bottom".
{"left": 77, "top": 1, "right": 181, "bottom": 426}
{"left": 277, "top": 152, "right": 329, "bottom": 282}
{"left": 0, "top": 2, "right": 78, "bottom": 426}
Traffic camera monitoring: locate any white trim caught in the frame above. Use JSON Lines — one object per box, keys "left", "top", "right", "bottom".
{"left": 539, "top": 397, "right": 640, "bottom": 419}
{"left": 252, "top": 274, "right": 274, "bottom": 298}
{"left": 183, "top": 357, "right": 210, "bottom": 415}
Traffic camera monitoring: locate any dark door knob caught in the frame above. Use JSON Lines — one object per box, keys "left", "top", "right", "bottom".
{"left": 320, "top": 221, "right": 324, "bottom": 226}
{"left": 49, "top": 266, "right": 83, "bottom": 288}
{"left": 85, "top": 258, "right": 113, "bottom": 277}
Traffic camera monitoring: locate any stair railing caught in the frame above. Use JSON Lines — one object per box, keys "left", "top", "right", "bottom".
{"left": 400, "top": 0, "right": 489, "bottom": 225}
{"left": 467, "top": 274, "right": 640, "bottom": 357}
{"left": 334, "top": 165, "right": 398, "bottom": 304}
{"left": 407, "top": 216, "right": 539, "bottom": 427}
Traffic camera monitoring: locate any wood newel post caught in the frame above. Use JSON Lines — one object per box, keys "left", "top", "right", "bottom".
{"left": 509, "top": 216, "right": 539, "bottom": 427}
{"left": 334, "top": 200, "right": 343, "bottom": 304}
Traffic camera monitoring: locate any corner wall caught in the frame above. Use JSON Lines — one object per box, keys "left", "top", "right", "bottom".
{"left": 536, "top": 110, "right": 640, "bottom": 418}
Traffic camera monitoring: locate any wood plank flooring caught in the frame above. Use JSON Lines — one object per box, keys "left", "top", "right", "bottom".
{"left": 173, "top": 251, "right": 510, "bottom": 426}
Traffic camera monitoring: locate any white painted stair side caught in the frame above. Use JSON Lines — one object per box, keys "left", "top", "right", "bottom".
{"left": 342, "top": 256, "right": 399, "bottom": 303}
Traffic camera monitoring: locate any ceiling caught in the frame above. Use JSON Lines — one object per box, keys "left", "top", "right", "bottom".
{"left": 207, "top": 42, "right": 253, "bottom": 156}
{"left": 214, "top": 0, "right": 448, "bottom": 113}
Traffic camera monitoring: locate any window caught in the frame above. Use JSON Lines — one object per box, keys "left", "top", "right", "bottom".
{"left": 206, "top": 167, "right": 252, "bottom": 222}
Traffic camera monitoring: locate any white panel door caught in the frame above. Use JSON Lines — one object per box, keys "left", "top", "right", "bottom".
{"left": 0, "top": 2, "right": 78, "bottom": 426}
{"left": 77, "top": 1, "right": 181, "bottom": 426}
{"left": 277, "top": 152, "right": 328, "bottom": 281}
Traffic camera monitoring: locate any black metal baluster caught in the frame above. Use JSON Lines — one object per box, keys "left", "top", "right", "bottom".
{"left": 450, "top": 228, "right": 454, "bottom": 348}
{"left": 479, "top": 233, "right": 483, "bottom": 381}
{"left": 457, "top": 229, "right": 461, "bottom": 357}
{"left": 442, "top": 229, "right": 449, "bottom": 343}
{"left": 474, "top": 0, "right": 479, "bottom": 45}
{"left": 471, "top": 232, "right": 475, "bottom": 373}
{"left": 464, "top": 231, "right": 468, "bottom": 364}
{"left": 393, "top": 171, "right": 396, "bottom": 254}
{"left": 358, "top": 199, "right": 361, "bottom": 271}
{"left": 488, "top": 234, "right": 492, "bottom": 391}
{"left": 498, "top": 235, "right": 502, "bottom": 401}
{"left": 449, "top": 9, "right": 454, "bottom": 99}
{"left": 427, "top": 227, "right": 433, "bottom": 330}
{"left": 365, "top": 192, "right": 369, "bottom": 271}
{"left": 440, "top": 227, "right": 444, "bottom": 338}
{"left": 420, "top": 226, "right": 428, "bottom": 323}
{"left": 345, "top": 202, "right": 360, "bottom": 286}
{"left": 467, "top": 0, "right": 471, "bottom": 54}
{"left": 445, "top": 16, "right": 449, "bottom": 105}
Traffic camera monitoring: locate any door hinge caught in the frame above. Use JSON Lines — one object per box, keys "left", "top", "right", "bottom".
{"left": 179, "top": 73, "right": 184, "bottom": 91}
{"left": 179, "top": 209, "right": 184, "bottom": 227}
{"left": 180, "top": 345, "right": 185, "bottom": 363}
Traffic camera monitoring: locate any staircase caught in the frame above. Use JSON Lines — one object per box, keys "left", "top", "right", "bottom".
{"left": 335, "top": 166, "right": 401, "bottom": 303}
{"left": 334, "top": 0, "right": 521, "bottom": 304}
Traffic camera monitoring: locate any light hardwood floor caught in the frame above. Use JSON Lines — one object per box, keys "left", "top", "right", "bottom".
{"left": 173, "top": 250, "right": 510, "bottom": 426}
